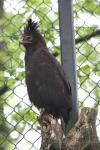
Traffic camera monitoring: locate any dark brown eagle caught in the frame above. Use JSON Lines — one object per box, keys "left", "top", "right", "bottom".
{"left": 21, "top": 19, "right": 72, "bottom": 129}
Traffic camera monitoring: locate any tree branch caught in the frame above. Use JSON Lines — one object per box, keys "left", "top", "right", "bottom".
{"left": 39, "top": 107, "right": 100, "bottom": 150}
{"left": 0, "top": 85, "right": 8, "bottom": 95}
{"left": 75, "top": 29, "right": 100, "bottom": 44}
{"left": 62, "top": 107, "right": 100, "bottom": 150}
{"left": 39, "top": 113, "right": 63, "bottom": 150}
{"left": 53, "top": 29, "right": 100, "bottom": 57}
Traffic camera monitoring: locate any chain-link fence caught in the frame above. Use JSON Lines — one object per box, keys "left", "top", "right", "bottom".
{"left": 74, "top": 0, "right": 100, "bottom": 140}
{"left": 0, "top": 0, "right": 100, "bottom": 149}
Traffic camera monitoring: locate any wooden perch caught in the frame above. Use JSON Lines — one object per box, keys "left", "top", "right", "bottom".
{"left": 39, "top": 108, "right": 100, "bottom": 150}
{"left": 62, "top": 107, "right": 100, "bottom": 150}
{"left": 39, "top": 113, "right": 63, "bottom": 150}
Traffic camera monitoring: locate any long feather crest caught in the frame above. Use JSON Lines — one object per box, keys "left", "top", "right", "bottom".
{"left": 24, "top": 19, "right": 38, "bottom": 32}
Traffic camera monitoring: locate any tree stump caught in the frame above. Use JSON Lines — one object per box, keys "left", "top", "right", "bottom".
{"left": 39, "top": 107, "right": 100, "bottom": 150}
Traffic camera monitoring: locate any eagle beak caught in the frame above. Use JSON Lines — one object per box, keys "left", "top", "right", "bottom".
{"left": 19, "top": 39, "right": 32, "bottom": 45}
{"left": 19, "top": 36, "right": 32, "bottom": 45}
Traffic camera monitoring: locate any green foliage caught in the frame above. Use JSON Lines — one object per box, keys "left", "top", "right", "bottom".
{"left": 0, "top": 0, "right": 100, "bottom": 149}
{"left": 74, "top": 0, "right": 100, "bottom": 15}
{"left": 12, "top": 107, "right": 37, "bottom": 123}
{"left": 76, "top": 27, "right": 95, "bottom": 37}
{"left": 83, "top": 0, "right": 100, "bottom": 15}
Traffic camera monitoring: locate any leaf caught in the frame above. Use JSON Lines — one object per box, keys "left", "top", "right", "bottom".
{"left": 81, "top": 65, "right": 90, "bottom": 74}
{"left": 79, "top": 75, "right": 88, "bottom": 85}
{"left": 7, "top": 79, "right": 16, "bottom": 87}
{"left": 24, "top": 110, "right": 37, "bottom": 122}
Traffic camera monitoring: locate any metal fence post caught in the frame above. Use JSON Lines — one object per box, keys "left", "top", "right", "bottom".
{"left": 58, "top": 0, "right": 78, "bottom": 125}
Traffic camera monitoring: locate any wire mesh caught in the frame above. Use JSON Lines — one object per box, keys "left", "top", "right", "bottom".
{"left": 74, "top": 0, "right": 100, "bottom": 140}
{"left": 0, "top": 0, "right": 100, "bottom": 149}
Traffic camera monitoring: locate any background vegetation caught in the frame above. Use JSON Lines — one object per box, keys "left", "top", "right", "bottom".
{"left": 0, "top": 0, "right": 100, "bottom": 149}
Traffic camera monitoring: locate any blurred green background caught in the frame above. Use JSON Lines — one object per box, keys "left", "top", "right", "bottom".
{"left": 0, "top": 0, "right": 100, "bottom": 149}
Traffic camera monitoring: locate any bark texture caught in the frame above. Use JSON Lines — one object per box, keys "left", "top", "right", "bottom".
{"left": 39, "top": 107, "right": 100, "bottom": 150}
